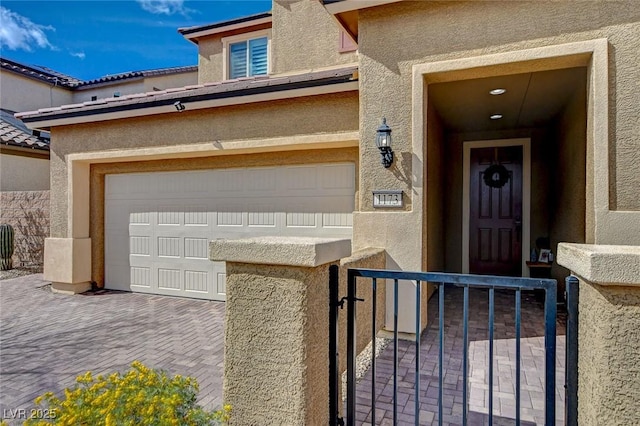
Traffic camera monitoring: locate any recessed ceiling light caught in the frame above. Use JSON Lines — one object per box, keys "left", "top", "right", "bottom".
{"left": 489, "top": 88, "right": 506, "bottom": 95}
{"left": 490, "top": 114, "right": 503, "bottom": 120}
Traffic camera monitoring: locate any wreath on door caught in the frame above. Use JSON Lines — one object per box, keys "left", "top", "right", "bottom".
{"left": 483, "top": 163, "right": 510, "bottom": 188}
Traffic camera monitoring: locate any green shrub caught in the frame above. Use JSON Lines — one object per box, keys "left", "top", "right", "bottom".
{"left": 25, "top": 361, "right": 231, "bottom": 426}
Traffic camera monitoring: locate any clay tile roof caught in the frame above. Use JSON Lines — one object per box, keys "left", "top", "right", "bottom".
{"left": 0, "top": 58, "right": 82, "bottom": 88}
{"left": 0, "top": 110, "right": 49, "bottom": 151}
{"left": 78, "top": 65, "right": 197, "bottom": 88}
{"left": 1, "top": 57, "right": 197, "bottom": 90}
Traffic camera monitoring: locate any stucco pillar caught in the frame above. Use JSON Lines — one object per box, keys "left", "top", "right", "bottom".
{"left": 210, "top": 236, "right": 352, "bottom": 425}
{"left": 44, "top": 237, "right": 92, "bottom": 294}
{"left": 44, "top": 160, "right": 92, "bottom": 294}
{"left": 557, "top": 243, "right": 640, "bottom": 426}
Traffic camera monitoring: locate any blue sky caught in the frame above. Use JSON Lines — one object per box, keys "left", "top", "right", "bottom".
{"left": 1, "top": 0, "right": 271, "bottom": 80}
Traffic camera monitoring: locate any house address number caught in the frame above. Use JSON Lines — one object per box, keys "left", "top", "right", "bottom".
{"left": 373, "top": 190, "right": 403, "bottom": 208}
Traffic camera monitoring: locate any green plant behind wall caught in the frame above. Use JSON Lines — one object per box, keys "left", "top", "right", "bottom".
{"left": 0, "top": 224, "right": 15, "bottom": 270}
{"left": 25, "top": 361, "right": 231, "bottom": 426}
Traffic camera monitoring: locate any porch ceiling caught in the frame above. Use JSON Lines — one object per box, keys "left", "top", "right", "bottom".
{"left": 429, "top": 67, "right": 586, "bottom": 133}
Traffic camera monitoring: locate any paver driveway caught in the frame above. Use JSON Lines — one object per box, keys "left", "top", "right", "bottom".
{"left": 0, "top": 274, "right": 225, "bottom": 423}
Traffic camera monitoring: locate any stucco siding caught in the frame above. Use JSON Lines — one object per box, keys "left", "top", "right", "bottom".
{"left": 196, "top": 23, "right": 272, "bottom": 84}
{"left": 551, "top": 83, "right": 588, "bottom": 280}
{"left": 72, "top": 81, "right": 145, "bottom": 104}
{"left": 0, "top": 72, "right": 73, "bottom": 112}
{"left": 143, "top": 71, "right": 197, "bottom": 92}
{"left": 577, "top": 281, "right": 640, "bottom": 425}
{"left": 356, "top": 0, "right": 640, "bottom": 263}
{"left": 48, "top": 90, "right": 357, "bottom": 250}
{"left": 272, "top": 0, "right": 357, "bottom": 74}
{"left": 0, "top": 153, "right": 50, "bottom": 191}
{"left": 197, "top": 34, "right": 224, "bottom": 84}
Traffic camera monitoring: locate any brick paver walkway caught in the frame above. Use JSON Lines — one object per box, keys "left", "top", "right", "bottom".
{"left": 354, "top": 287, "right": 566, "bottom": 425}
{"left": 0, "top": 274, "right": 225, "bottom": 424}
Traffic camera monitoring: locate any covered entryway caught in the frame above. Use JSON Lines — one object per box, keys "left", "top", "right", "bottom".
{"left": 104, "top": 163, "right": 355, "bottom": 300}
{"left": 426, "top": 66, "right": 587, "bottom": 285}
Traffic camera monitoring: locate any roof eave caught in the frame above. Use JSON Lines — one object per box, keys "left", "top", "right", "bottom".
{"left": 19, "top": 71, "right": 359, "bottom": 131}
{"left": 0, "top": 143, "right": 50, "bottom": 158}
{"left": 179, "top": 13, "right": 272, "bottom": 43}
{"left": 324, "top": 0, "right": 404, "bottom": 14}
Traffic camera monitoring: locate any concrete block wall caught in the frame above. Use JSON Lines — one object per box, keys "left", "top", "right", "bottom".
{"left": 0, "top": 191, "right": 49, "bottom": 268}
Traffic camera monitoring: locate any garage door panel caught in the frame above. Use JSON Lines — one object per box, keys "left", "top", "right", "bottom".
{"left": 322, "top": 213, "right": 353, "bottom": 228}
{"left": 214, "top": 169, "right": 245, "bottom": 192}
{"left": 184, "top": 269, "right": 209, "bottom": 293}
{"left": 157, "top": 236, "right": 181, "bottom": 258}
{"left": 217, "top": 210, "right": 244, "bottom": 227}
{"left": 245, "top": 168, "right": 277, "bottom": 192}
{"left": 157, "top": 266, "right": 182, "bottom": 291}
{"left": 130, "top": 266, "right": 152, "bottom": 289}
{"left": 105, "top": 163, "right": 354, "bottom": 301}
{"left": 184, "top": 237, "right": 210, "bottom": 259}
{"left": 184, "top": 210, "right": 209, "bottom": 226}
{"left": 321, "top": 164, "right": 355, "bottom": 189}
{"left": 286, "top": 212, "right": 318, "bottom": 228}
{"left": 157, "top": 209, "right": 182, "bottom": 226}
{"left": 130, "top": 235, "right": 152, "bottom": 257}
{"left": 216, "top": 272, "right": 227, "bottom": 296}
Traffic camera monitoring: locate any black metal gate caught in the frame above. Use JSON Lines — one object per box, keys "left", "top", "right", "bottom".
{"left": 329, "top": 266, "right": 579, "bottom": 426}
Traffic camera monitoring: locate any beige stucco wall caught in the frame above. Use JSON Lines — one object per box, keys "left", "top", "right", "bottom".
{"left": 0, "top": 72, "right": 73, "bottom": 112}
{"left": 359, "top": 0, "right": 640, "bottom": 212}
{"left": 355, "top": 1, "right": 640, "bottom": 279}
{"left": 196, "top": 23, "right": 272, "bottom": 84}
{"left": 70, "top": 72, "right": 198, "bottom": 104}
{"left": 576, "top": 281, "right": 640, "bottom": 425}
{"left": 48, "top": 91, "right": 358, "bottom": 240}
{"left": 551, "top": 80, "right": 588, "bottom": 282}
{"left": 271, "top": 0, "right": 357, "bottom": 74}
{"left": 72, "top": 81, "right": 144, "bottom": 104}
{"left": 425, "top": 99, "right": 445, "bottom": 273}
{"left": 223, "top": 261, "right": 332, "bottom": 425}
{"left": 0, "top": 153, "right": 50, "bottom": 191}
{"left": 197, "top": 34, "right": 224, "bottom": 84}
{"left": 142, "top": 71, "right": 197, "bottom": 92}
{"left": 219, "top": 244, "right": 384, "bottom": 423}
{"left": 558, "top": 244, "right": 640, "bottom": 425}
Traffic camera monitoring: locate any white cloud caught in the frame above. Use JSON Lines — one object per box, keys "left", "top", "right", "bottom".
{"left": 136, "top": 0, "right": 192, "bottom": 16}
{"left": 70, "top": 51, "right": 86, "bottom": 60}
{"left": 0, "top": 7, "right": 55, "bottom": 51}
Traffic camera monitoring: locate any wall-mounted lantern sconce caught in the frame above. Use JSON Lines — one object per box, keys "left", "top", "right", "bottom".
{"left": 375, "top": 117, "right": 394, "bottom": 168}
{"left": 173, "top": 101, "right": 186, "bottom": 112}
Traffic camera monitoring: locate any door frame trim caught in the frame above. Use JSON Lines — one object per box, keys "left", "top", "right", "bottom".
{"left": 462, "top": 138, "right": 531, "bottom": 276}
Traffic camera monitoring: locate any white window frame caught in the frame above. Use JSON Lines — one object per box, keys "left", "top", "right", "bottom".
{"left": 222, "top": 29, "right": 272, "bottom": 80}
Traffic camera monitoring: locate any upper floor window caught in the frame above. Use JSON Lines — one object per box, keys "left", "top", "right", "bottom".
{"left": 223, "top": 29, "right": 271, "bottom": 80}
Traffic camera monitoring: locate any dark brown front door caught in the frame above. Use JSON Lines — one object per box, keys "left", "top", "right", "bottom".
{"left": 469, "top": 146, "right": 522, "bottom": 276}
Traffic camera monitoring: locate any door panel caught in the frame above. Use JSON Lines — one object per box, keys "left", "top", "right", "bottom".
{"left": 104, "top": 163, "right": 355, "bottom": 301}
{"left": 469, "top": 146, "right": 522, "bottom": 276}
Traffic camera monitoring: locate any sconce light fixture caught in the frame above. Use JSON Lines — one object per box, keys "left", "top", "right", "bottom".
{"left": 173, "top": 101, "right": 186, "bottom": 112}
{"left": 375, "top": 117, "right": 394, "bottom": 168}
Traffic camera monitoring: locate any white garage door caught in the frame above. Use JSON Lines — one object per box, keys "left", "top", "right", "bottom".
{"left": 104, "top": 163, "right": 354, "bottom": 301}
